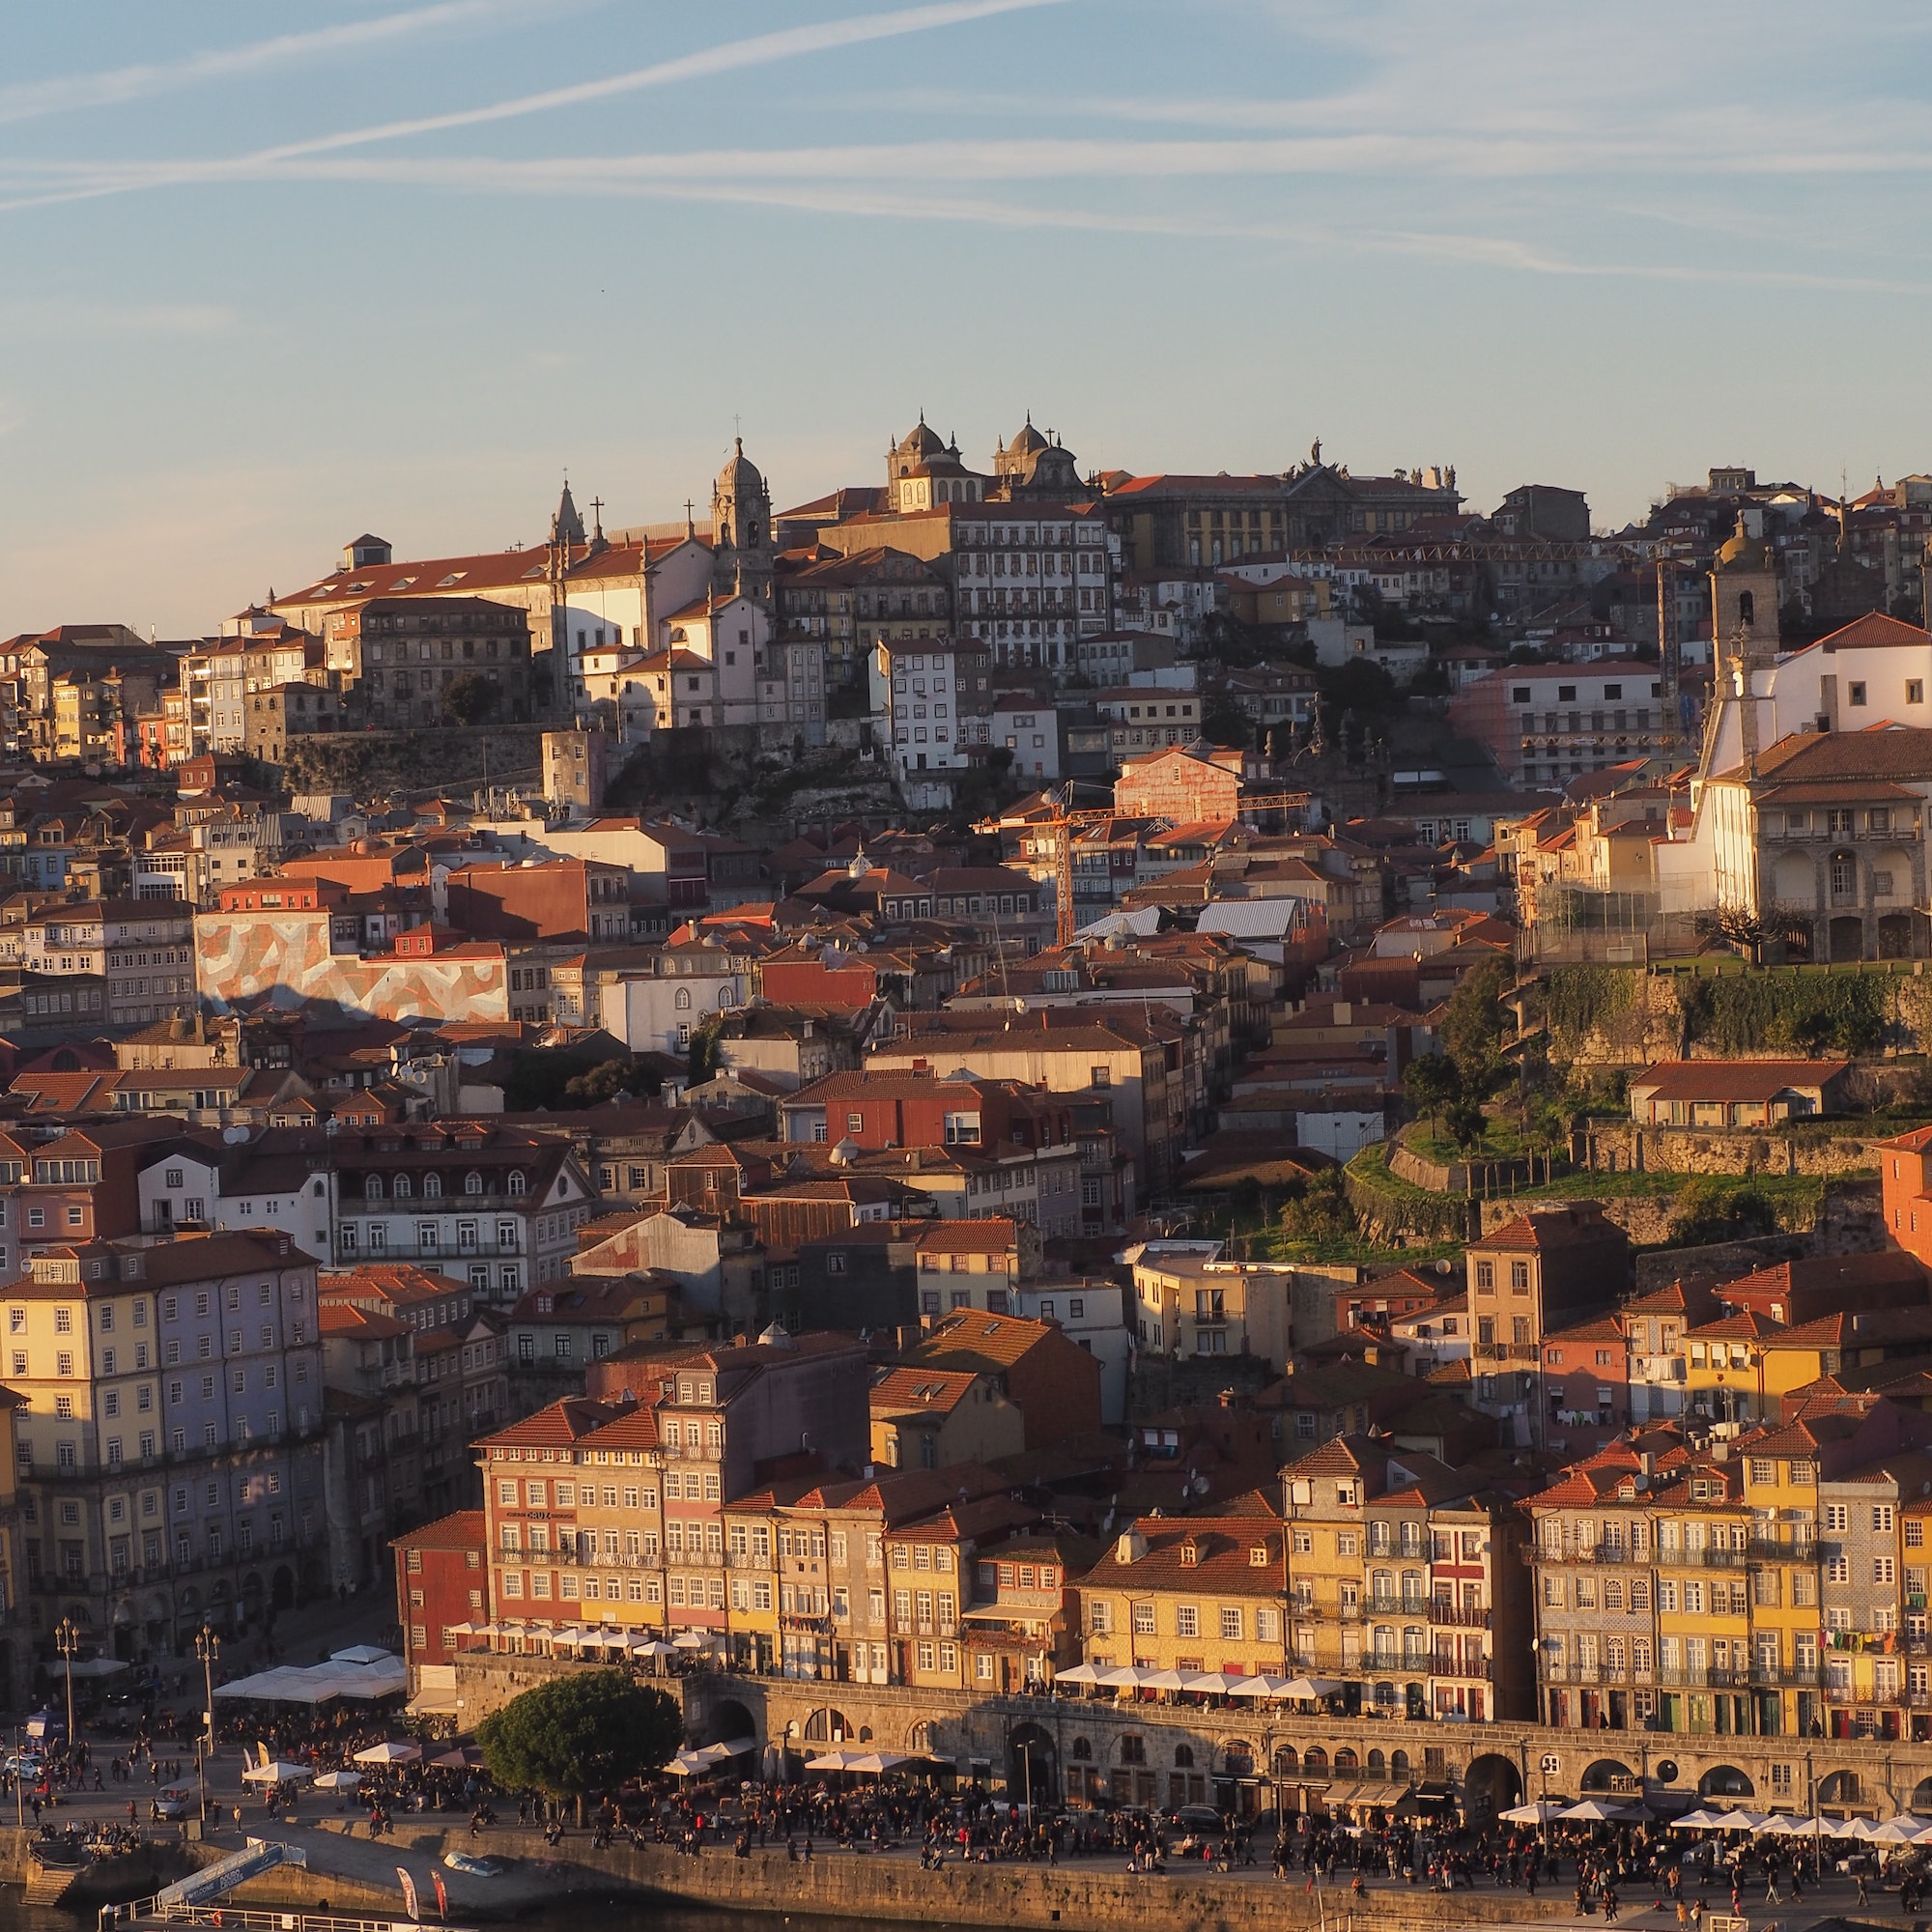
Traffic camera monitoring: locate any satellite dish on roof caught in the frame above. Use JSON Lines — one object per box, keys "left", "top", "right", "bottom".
{"left": 831, "top": 1136, "right": 860, "bottom": 1166}
{"left": 223, "top": 1125, "right": 250, "bottom": 1145}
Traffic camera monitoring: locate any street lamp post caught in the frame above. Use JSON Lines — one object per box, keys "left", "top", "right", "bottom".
{"left": 195, "top": 1626, "right": 220, "bottom": 1822}
{"left": 53, "top": 1617, "right": 80, "bottom": 1759}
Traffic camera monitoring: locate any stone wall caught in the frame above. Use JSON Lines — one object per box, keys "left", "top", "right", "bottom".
{"left": 1477, "top": 1193, "right": 1679, "bottom": 1246}
{"left": 1389, "top": 1141, "right": 1532, "bottom": 1196}
{"left": 1576, "top": 1121, "right": 1879, "bottom": 1179}
{"left": 277, "top": 724, "right": 550, "bottom": 799}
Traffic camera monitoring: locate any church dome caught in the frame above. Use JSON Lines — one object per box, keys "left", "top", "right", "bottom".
{"left": 717, "top": 436, "right": 764, "bottom": 499}
{"left": 896, "top": 415, "right": 947, "bottom": 460}
{"left": 1007, "top": 415, "right": 1049, "bottom": 456}
{"left": 1715, "top": 512, "right": 1770, "bottom": 573}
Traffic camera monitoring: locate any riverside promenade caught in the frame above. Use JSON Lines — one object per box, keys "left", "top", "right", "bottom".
{"left": 59, "top": 1817, "right": 1900, "bottom": 1932}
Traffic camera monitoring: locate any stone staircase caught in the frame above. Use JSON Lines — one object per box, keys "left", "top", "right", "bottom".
{"left": 24, "top": 1857, "right": 83, "bottom": 1906}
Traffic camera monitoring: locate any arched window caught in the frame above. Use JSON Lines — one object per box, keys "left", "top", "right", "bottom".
{"left": 465, "top": 1172, "right": 484, "bottom": 1196}
{"left": 363, "top": 1176, "right": 384, "bottom": 1201}
{"left": 1739, "top": 590, "right": 1756, "bottom": 625}
{"left": 1070, "top": 1738, "right": 1092, "bottom": 1762}
{"left": 423, "top": 1174, "right": 441, "bottom": 1199}
{"left": 507, "top": 1172, "right": 526, "bottom": 1196}
{"left": 674, "top": 986, "right": 692, "bottom": 1010}
{"left": 1173, "top": 1745, "right": 1194, "bottom": 1769}
{"left": 392, "top": 1174, "right": 412, "bottom": 1199}
{"left": 1335, "top": 1747, "right": 1359, "bottom": 1773}
{"left": 1119, "top": 1734, "right": 1146, "bottom": 1766}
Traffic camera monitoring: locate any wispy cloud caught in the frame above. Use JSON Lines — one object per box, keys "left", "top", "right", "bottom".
{"left": 0, "top": 0, "right": 1073, "bottom": 213}
{"left": 0, "top": 298, "right": 237, "bottom": 338}
{"left": 0, "top": 1, "right": 541, "bottom": 128}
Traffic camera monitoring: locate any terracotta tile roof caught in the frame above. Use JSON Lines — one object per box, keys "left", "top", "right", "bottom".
{"left": 475, "top": 1396, "right": 626, "bottom": 1450}
{"left": 916, "top": 1219, "right": 1019, "bottom": 1256}
{"left": 1633, "top": 1060, "right": 1849, "bottom": 1102}
{"left": 391, "top": 1509, "right": 485, "bottom": 1553}
{"left": 1076, "top": 1516, "right": 1286, "bottom": 1596}
{"left": 909, "top": 1310, "right": 1067, "bottom": 1373}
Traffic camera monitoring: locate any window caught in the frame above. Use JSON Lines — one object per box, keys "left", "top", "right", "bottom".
{"left": 1850, "top": 681, "right": 1868, "bottom": 706}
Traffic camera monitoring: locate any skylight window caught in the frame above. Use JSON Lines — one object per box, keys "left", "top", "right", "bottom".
{"left": 437, "top": 572, "right": 467, "bottom": 587}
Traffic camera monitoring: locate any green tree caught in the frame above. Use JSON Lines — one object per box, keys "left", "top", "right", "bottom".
{"left": 562, "top": 1054, "right": 663, "bottom": 1107}
{"left": 1201, "top": 692, "right": 1251, "bottom": 748}
{"left": 475, "top": 1669, "right": 681, "bottom": 1822}
{"left": 687, "top": 1015, "right": 725, "bottom": 1085}
{"left": 443, "top": 671, "right": 500, "bottom": 726}
{"left": 1402, "top": 1053, "right": 1462, "bottom": 1135}
{"left": 1442, "top": 956, "right": 1510, "bottom": 1099}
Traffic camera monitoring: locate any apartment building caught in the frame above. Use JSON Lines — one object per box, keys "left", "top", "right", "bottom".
{"left": 1523, "top": 1401, "right": 1932, "bottom": 1744}
{"left": 1279, "top": 1435, "right": 1530, "bottom": 1721}
{"left": 327, "top": 1121, "right": 598, "bottom": 1302}
{"left": 1466, "top": 1206, "right": 1631, "bottom": 1446}
{"left": 1128, "top": 1240, "right": 1294, "bottom": 1372}
{"left": 21, "top": 898, "right": 196, "bottom": 1030}
{"left": 4, "top": 1232, "right": 327, "bottom": 1656}
{"left": 321, "top": 1263, "right": 510, "bottom": 1517}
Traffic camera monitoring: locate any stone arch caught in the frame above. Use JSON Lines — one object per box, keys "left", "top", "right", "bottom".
{"left": 802, "top": 1707, "right": 851, "bottom": 1744}
{"left": 1301, "top": 1746, "right": 1327, "bottom": 1776}
{"left": 1582, "top": 1757, "right": 1636, "bottom": 1793}
{"left": 1173, "top": 1744, "right": 1195, "bottom": 1769}
{"left": 1272, "top": 1745, "right": 1297, "bottom": 1776}
{"left": 1334, "top": 1747, "right": 1359, "bottom": 1773}
{"left": 1009, "top": 1721, "right": 1056, "bottom": 1804}
{"left": 1367, "top": 1748, "right": 1386, "bottom": 1776}
{"left": 1390, "top": 1749, "right": 1410, "bottom": 1779}
{"left": 1912, "top": 1776, "right": 1932, "bottom": 1813}
{"left": 907, "top": 1721, "right": 939, "bottom": 1755}
{"left": 706, "top": 1697, "right": 755, "bottom": 1748}
{"left": 1222, "top": 1739, "right": 1255, "bottom": 1776}
{"left": 1818, "top": 1769, "right": 1865, "bottom": 1811}
{"left": 1829, "top": 911, "right": 1863, "bottom": 963}
{"left": 1070, "top": 1736, "right": 1093, "bottom": 1762}
{"left": 1463, "top": 1753, "right": 1522, "bottom": 1825}
{"left": 1698, "top": 1765, "right": 1754, "bottom": 1799}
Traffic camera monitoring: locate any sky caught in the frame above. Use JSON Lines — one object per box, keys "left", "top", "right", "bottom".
{"left": 4, "top": 1, "right": 1932, "bottom": 639}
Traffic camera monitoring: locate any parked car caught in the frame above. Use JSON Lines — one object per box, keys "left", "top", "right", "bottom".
{"left": 153, "top": 1787, "right": 197, "bottom": 1821}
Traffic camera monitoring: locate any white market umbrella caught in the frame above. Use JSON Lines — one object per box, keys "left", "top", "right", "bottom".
{"left": 1228, "top": 1674, "right": 1295, "bottom": 1701}
{"left": 700, "top": 1739, "right": 756, "bottom": 1762}
{"left": 1866, "top": 1817, "right": 1925, "bottom": 1844}
{"left": 1096, "top": 1665, "right": 1147, "bottom": 1690}
{"left": 1502, "top": 1801, "right": 1567, "bottom": 1825}
{"left": 312, "top": 1770, "right": 362, "bottom": 1790}
{"left": 53, "top": 1659, "right": 129, "bottom": 1679}
{"left": 1909, "top": 1823, "right": 1932, "bottom": 1846}
{"left": 842, "top": 1752, "right": 914, "bottom": 1775}
{"left": 1281, "top": 1675, "right": 1344, "bottom": 1700}
{"left": 354, "top": 1741, "right": 422, "bottom": 1766}
{"left": 1710, "top": 1810, "right": 1768, "bottom": 1833}
{"left": 805, "top": 1751, "right": 864, "bottom": 1774}
{"left": 671, "top": 1633, "right": 710, "bottom": 1650}
{"left": 1758, "top": 1814, "right": 1830, "bottom": 1838}
{"left": 1180, "top": 1672, "right": 1243, "bottom": 1695}
{"left": 1561, "top": 1799, "right": 1645, "bottom": 1823}
{"left": 1055, "top": 1662, "right": 1102, "bottom": 1687}
{"left": 1140, "top": 1667, "right": 1194, "bottom": 1692}
{"left": 665, "top": 1750, "right": 713, "bottom": 1776}
{"left": 242, "top": 1758, "right": 311, "bottom": 1784}
{"left": 330, "top": 1645, "right": 395, "bottom": 1665}
{"left": 630, "top": 1638, "right": 679, "bottom": 1659}
{"left": 1669, "top": 1809, "right": 1728, "bottom": 1830}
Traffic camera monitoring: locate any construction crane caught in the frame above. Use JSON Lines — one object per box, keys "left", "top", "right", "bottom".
{"left": 1024, "top": 782, "right": 1316, "bottom": 948}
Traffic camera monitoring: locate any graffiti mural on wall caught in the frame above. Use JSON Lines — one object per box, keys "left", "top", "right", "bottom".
{"left": 195, "top": 914, "right": 510, "bottom": 1022}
